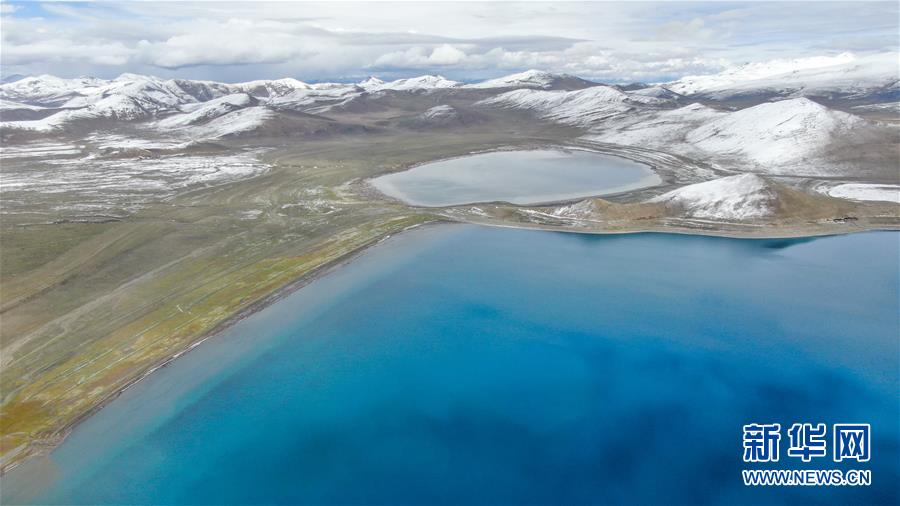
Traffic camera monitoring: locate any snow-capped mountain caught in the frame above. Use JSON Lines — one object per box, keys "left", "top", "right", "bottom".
{"left": 667, "top": 52, "right": 899, "bottom": 100}
{"left": 0, "top": 74, "right": 352, "bottom": 134}
{"left": 1, "top": 59, "right": 894, "bottom": 159}
{"left": 0, "top": 74, "right": 107, "bottom": 106}
{"left": 587, "top": 98, "right": 875, "bottom": 175}
{"left": 589, "top": 102, "right": 723, "bottom": 147}
{"left": 477, "top": 85, "right": 664, "bottom": 126}
{"left": 61, "top": 74, "right": 201, "bottom": 112}
{"left": 189, "top": 106, "right": 277, "bottom": 139}
{"left": 684, "top": 98, "right": 866, "bottom": 168}
{"left": 358, "top": 75, "right": 461, "bottom": 92}
{"left": 1, "top": 75, "right": 204, "bottom": 131}
{"left": 626, "top": 85, "right": 684, "bottom": 100}
{"left": 465, "top": 70, "right": 596, "bottom": 90}
{"left": 266, "top": 86, "right": 362, "bottom": 114}
{"left": 156, "top": 93, "right": 257, "bottom": 128}
{"left": 649, "top": 174, "right": 778, "bottom": 220}
{"left": 230, "top": 78, "right": 312, "bottom": 98}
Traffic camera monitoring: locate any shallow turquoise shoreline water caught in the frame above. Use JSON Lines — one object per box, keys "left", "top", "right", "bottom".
{"left": 4, "top": 226, "right": 898, "bottom": 505}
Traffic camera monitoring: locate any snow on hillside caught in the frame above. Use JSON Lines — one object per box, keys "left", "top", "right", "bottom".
{"left": 360, "top": 75, "right": 460, "bottom": 92}
{"left": 0, "top": 98, "right": 48, "bottom": 111}
{"left": 2, "top": 148, "right": 271, "bottom": 221}
{"left": 230, "top": 78, "right": 312, "bottom": 98}
{"left": 0, "top": 74, "right": 106, "bottom": 106}
{"left": 1, "top": 74, "right": 211, "bottom": 130}
{"left": 478, "top": 86, "right": 662, "bottom": 126}
{"left": 157, "top": 93, "right": 256, "bottom": 128}
{"left": 685, "top": 97, "right": 865, "bottom": 168}
{"left": 466, "top": 70, "right": 567, "bottom": 89}
{"left": 420, "top": 105, "right": 458, "bottom": 120}
{"left": 1, "top": 95, "right": 151, "bottom": 132}
{"left": 0, "top": 141, "right": 83, "bottom": 159}
{"left": 586, "top": 98, "right": 876, "bottom": 176}
{"left": 588, "top": 102, "right": 723, "bottom": 147}
{"left": 627, "top": 85, "right": 683, "bottom": 100}
{"left": 0, "top": 73, "right": 359, "bottom": 132}
{"left": 57, "top": 74, "right": 198, "bottom": 112}
{"left": 667, "top": 52, "right": 898, "bottom": 98}
{"left": 266, "top": 86, "right": 362, "bottom": 113}
{"left": 824, "top": 183, "right": 900, "bottom": 203}
{"left": 190, "top": 106, "right": 276, "bottom": 139}
{"left": 358, "top": 77, "right": 385, "bottom": 90}
{"left": 169, "top": 79, "right": 235, "bottom": 102}
{"left": 649, "top": 174, "right": 776, "bottom": 220}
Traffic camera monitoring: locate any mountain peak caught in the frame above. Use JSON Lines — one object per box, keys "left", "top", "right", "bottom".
{"left": 360, "top": 74, "right": 460, "bottom": 91}
{"left": 359, "top": 76, "right": 385, "bottom": 86}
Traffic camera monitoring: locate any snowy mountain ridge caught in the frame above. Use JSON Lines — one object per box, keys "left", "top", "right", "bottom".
{"left": 587, "top": 97, "right": 871, "bottom": 176}
{"left": 477, "top": 85, "right": 663, "bottom": 126}
{"left": 359, "top": 75, "right": 461, "bottom": 92}
{"left": 666, "top": 52, "right": 899, "bottom": 98}
{"left": 685, "top": 97, "right": 865, "bottom": 167}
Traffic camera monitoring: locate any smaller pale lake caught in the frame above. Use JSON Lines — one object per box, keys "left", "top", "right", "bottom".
{"left": 371, "top": 149, "right": 661, "bottom": 206}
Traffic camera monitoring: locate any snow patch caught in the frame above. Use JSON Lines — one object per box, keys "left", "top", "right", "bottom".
{"left": 650, "top": 174, "right": 776, "bottom": 220}
{"left": 478, "top": 86, "right": 658, "bottom": 127}
{"left": 825, "top": 183, "right": 900, "bottom": 203}
{"left": 685, "top": 98, "right": 865, "bottom": 167}
{"left": 190, "top": 106, "right": 276, "bottom": 138}
{"left": 157, "top": 93, "right": 255, "bottom": 128}
{"left": 420, "top": 105, "right": 458, "bottom": 120}
{"left": 466, "top": 70, "right": 566, "bottom": 89}
{"left": 361, "top": 75, "right": 460, "bottom": 92}
{"left": 588, "top": 102, "right": 723, "bottom": 147}
{"left": 667, "top": 52, "right": 897, "bottom": 98}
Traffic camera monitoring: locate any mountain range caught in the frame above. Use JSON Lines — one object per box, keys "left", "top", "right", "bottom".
{"left": 2, "top": 52, "right": 896, "bottom": 135}
{"left": 1, "top": 51, "right": 897, "bottom": 217}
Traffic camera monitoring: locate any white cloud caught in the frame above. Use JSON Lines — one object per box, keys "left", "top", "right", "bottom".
{"left": 135, "top": 19, "right": 315, "bottom": 68}
{"left": 374, "top": 44, "right": 467, "bottom": 68}
{"left": 3, "top": 39, "right": 133, "bottom": 65}
{"left": 654, "top": 18, "right": 718, "bottom": 42}
{"left": 0, "top": 4, "right": 20, "bottom": 15}
{"left": 0, "top": 1, "right": 896, "bottom": 83}
{"left": 429, "top": 44, "right": 467, "bottom": 65}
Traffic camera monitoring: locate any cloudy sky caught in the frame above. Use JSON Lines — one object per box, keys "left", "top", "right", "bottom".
{"left": 1, "top": 1, "right": 897, "bottom": 84}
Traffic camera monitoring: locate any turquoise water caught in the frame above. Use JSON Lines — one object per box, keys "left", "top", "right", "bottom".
{"left": 370, "top": 149, "right": 660, "bottom": 206}
{"left": 3, "top": 226, "right": 898, "bottom": 505}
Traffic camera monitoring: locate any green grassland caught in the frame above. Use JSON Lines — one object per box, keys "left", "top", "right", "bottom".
{"left": 0, "top": 118, "right": 581, "bottom": 471}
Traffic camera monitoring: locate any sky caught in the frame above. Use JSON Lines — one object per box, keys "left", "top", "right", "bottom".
{"left": 1, "top": 1, "right": 898, "bottom": 84}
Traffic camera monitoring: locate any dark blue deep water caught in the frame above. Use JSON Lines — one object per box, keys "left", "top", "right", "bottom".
{"left": 4, "top": 226, "right": 899, "bottom": 505}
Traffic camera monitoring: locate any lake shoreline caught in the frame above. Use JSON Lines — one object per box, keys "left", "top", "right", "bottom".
{"left": 369, "top": 147, "right": 661, "bottom": 207}
{"left": 0, "top": 219, "right": 445, "bottom": 475}
{"left": 4, "top": 216, "right": 897, "bottom": 475}
{"left": 10, "top": 226, "right": 896, "bottom": 502}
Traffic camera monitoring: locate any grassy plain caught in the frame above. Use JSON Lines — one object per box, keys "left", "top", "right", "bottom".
{"left": 0, "top": 119, "right": 581, "bottom": 471}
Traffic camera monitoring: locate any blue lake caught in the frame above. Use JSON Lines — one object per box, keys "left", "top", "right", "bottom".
{"left": 3, "top": 226, "right": 898, "bottom": 505}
